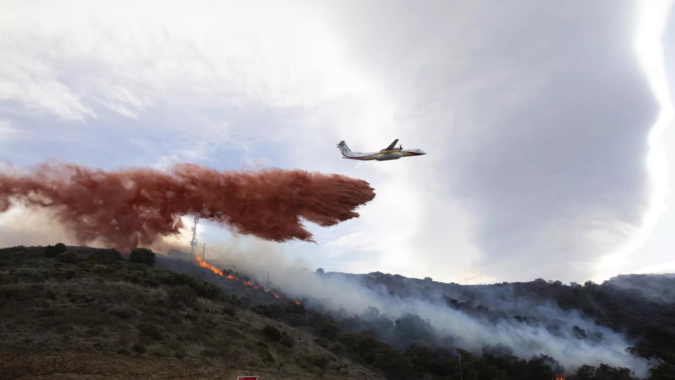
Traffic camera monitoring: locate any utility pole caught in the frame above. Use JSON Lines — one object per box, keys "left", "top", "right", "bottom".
{"left": 202, "top": 243, "right": 206, "bottom": 260}
{"left": 458, "top": 352, "right": 463, "bottom": 380}
{"left": 339, "top": 304, "right": 342, "bottom": 328}
{"left": 190, "top": 217, "right": 199, "bottom": 256}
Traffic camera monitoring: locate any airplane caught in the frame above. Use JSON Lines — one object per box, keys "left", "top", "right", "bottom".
{"left": 337, "top": 139, "right": 426, "bottom": 161}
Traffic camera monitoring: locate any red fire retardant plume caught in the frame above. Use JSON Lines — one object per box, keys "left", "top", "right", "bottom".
{"left": 0, "top": 162, "right": 376, "bottom": 251}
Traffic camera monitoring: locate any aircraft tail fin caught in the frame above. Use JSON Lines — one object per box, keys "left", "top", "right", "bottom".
{"left": 337, "top": 141, "right": 351, "bottom": 156}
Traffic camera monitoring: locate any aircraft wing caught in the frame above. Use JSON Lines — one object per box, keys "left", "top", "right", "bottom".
{"left": 385, "top": 139, "right": 399, "bottom": 150}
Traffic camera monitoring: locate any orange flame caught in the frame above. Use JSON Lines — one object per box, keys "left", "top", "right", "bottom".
{"left": 554, "top": 377, "right": 565, "bottom": 380}
{"left": 195, "top": 254, "right": 223, "bottom": 276}
{"left": 195, "top": 255, "right": 290, "bottom": 302}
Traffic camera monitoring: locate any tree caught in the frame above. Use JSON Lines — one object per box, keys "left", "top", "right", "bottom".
{"left": 575, "top": 363, "right": 637, "bottom": 380}
{"left": 44, "top": 243, "right": 67, "bottom": 258}
{"left": 649, "top": 363, "right": 675, "bottom": 379}
{"left": 129, "top": 248, "right": 155, "bottom": 266}
{"left": 526, "top": 354, "right": 565, "bottom": 379}
{"left": 316, "top": 268, "right": 325, "bottom": 274}
{"left": 575, "top": 364, "right": 596, "bottom": 380}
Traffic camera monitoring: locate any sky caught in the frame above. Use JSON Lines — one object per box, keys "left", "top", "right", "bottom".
{"left": 0, "top": 0, "right": 674, "bottom": 285}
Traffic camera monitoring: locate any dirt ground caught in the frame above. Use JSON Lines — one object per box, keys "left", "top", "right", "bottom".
{"left": 0, "top": 349, "right": 379, "bottom": 380}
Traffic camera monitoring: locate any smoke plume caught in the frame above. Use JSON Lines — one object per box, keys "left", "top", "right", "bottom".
{"left": 0, "top": 162, "right": 375, "bottom": 250}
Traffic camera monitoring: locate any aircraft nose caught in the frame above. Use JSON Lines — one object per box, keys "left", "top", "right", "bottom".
{"left": 419, "top": 150, "right": 427, "bottom": 155}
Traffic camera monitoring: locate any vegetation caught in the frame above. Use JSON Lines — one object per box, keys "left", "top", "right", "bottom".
{"left": 58, "top": 251, "right": 79, "bottom": 264}
{"left": 2, "top": 244, "right": 673, "bottom": 379}
{"left": 0, "top": 244, "right": 380, "bottom": 379}
{"left": 44, "top": 243, "right": 67, "bottom": 258}
{"left": 129, "top": 247, "right": 155, "bottom": 266}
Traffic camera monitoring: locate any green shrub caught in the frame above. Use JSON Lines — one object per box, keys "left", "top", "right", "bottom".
{"left": 222, "top": 305, "right": 236, "bottom": 316}
{"left": 301, "top": 354, "right": 331, "bottom": 370}
{"left": 319, "top": 320, "right": 340, "bottom": 340}
{"left": 191, "top": 280, "right": 222, "bottom": 299}
{"left": 261, "top": 325, "right": 282, "bottom": 342}
{"left": 200, "top": 348, "right": 217, "bottom": 358}
{"left": 15, "top": 267, "right": 44, "bottom": 281}
{"left": 44, "top": 243, "right": 67, "bottom": 258}
{"left": 314, "top": 337, "right": 329, "bottom": 348}
{"left": 258, "top": 347, "right": 274, "bottom": 363}
{"left": 129, "top": 248, "right": 155, "bottom": 266}
{"left": 224, "top": 327, "right": 244, "bottom": 340}
{"left": 329, "top": 342, "right": 346, "bottom": 355}
{"left": 281, "top": 332, "right": 296, "bottom": 348}
{"left": 139, "top": 323, "right": 164, "bottom": 341}
{"left": 132, "top": 342, "right": 147, "bottom": 354}
{"left": 58, "top": 251, "right": 79, "bottom": 264}
{"left": 168, "top": 285, "right": 197, "bottom": 310}
{"left": 92, "top": 264, "right": 108, "bottom": 273}
{"left": 90, "top": 248, "right": 122, "bottom": 263}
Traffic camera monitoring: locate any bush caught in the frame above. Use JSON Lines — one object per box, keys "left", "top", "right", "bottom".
{"left": 329, "top": 342, "right": 346, "bottom": 355}
{"left": 315, "top": 337, "right": 330, "bottom": 348}
{"left": 261, "top": 325, "right": 282, "bottom": 342}
{"left": 281, "top": 332, "right": 296, "bottom": 348}
{"left": 90, "top": 248, "right": 122, "bottom": 263}
{"left": 168, "top": 285, "right": 197, "bottom": 310}
{"left": 14, "top": 267, "right": 44, "bottom": 281}
{"left": 258, "top": 347, "right": 274, "bottom": 362}
{"left": 222, "top": 305, "right": 236, "bottom": 317}
{"left": 132, "top": 342, "right": 147, "bottom": 354}
{"left": 129, "top": 248, "right": 155, "bottom": 266}
{"left": 191, "top": 280, "right": 222, "bottom": 299}
{"left": 44, "top": 243, "right": 67, "bottom": 258}
{"left": 319, "top": 320, "right": 341, "bottom": 340}
{"left": 58, "top": 251, "right": 79, "bottom": 264}
{"left": 139, "top": 323, "right": 164, "bottom": 341}
{"left": 301, "top": 354, "right": 331, "bottom": 370}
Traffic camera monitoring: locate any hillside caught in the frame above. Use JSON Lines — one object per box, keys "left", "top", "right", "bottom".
{"left": 0, "top": 245, "right": 384, "bottom": 380}
{"left": 3, "top": 244, "right": 675, "bottom": 380}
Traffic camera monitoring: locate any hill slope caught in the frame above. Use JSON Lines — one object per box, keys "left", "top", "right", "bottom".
{"left": 0, "top": 245, "right": 384, "bottom": 380}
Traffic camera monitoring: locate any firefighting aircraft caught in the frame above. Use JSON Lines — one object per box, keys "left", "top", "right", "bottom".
{"left": 337, "top": 139, "right": 426, "bottom": 161}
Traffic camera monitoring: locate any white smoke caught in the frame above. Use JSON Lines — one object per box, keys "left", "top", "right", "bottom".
{"left": 203, "top": 252, "right": 651, "bottom": 377}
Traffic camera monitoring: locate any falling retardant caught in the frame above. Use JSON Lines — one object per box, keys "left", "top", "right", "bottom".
{"left": 0, "top": 162, "right": 376, "bottom": 251}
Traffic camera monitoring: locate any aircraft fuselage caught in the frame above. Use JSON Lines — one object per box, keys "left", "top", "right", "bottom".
{"left": 342, "top": 148, "right": 426, "bottom": 161}
{"left": 337, "top": 140, "right": 426, "bottom": 161}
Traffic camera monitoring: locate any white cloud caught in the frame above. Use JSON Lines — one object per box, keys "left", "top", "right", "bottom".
{"left": 0, "top": 0, "right": 671, "bottom": 285}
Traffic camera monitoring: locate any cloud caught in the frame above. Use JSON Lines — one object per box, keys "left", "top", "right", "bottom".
{"left": 0, "top": 0, "right": 671, "bottom": 284}
{"left": 319, "top": 0, "right": 662, "bottom": 282}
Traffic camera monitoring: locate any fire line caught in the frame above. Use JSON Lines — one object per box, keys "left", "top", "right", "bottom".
{"left": 195, "top": 255, "right": 295, "bottom": 303}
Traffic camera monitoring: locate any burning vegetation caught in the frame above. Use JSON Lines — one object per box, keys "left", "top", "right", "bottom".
{"left": 195, "top": 255, "right": 294, "bottom": 302}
